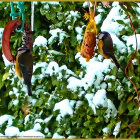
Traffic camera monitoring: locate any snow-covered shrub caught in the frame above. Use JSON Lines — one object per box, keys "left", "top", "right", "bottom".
{"left": 0, "top": 1, "right": 140, "bottom": 138}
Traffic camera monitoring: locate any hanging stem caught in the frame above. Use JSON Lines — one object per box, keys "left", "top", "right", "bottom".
{"left": 31, "top": 2, "right": 34, "bottom": 32}
{"left": 93, "top": 1, "right": 97, "bottom": 17}
{"left": 124, "top": 8, "right": 139, "bottom": 139}
{"left": 90, "top": 1, "right": 97, "bottom": 18}
{"left": 88, "top": 1, "right": 91, "bottom": 14}
{"left": 125, "top": 14, "right": 139, "bottom": 100}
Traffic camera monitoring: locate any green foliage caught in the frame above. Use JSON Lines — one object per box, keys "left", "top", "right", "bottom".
{"left": 0, "top": 1, "right": 140, "bottom": 138}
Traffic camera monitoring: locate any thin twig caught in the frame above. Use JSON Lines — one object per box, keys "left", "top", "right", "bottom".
{"left": 88, "top": 1, "right": 91, "bottom": 14}
{"left": 31, "top": 2, "right": 34, "bottom": 32}
{"left": 93, "top": 1, "right": 97, "bottom": 17}
{"left": 126, "top": 118, "right": 140, "bottom": 138}
{"left": 125, "top": 14, "right": 139, "bottom": 99}
{"left": 124, "top": 7, "right": 140, "bottom": 139}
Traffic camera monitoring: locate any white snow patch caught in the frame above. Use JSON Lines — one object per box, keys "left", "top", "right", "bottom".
{"left": 132, "top": 59, "right": 137, "bottom": 65}
{"left": 19, "top": 129, "right": 45, "bottom": 138}
{"left": 67, "top": 77, "right": 82, "bottom": 92}
{"left": 75, "top": 27, "right": 83, "bottom": 35}
{"left": 66, "top": 11, "right": 80, "bottom": 24}
{"left": 69, "top": 11, "right": 80, "bottom": 18}
{"left": 93, "top": 89, "right": 108, "bottom": 108}
{"left": 28, "top": 98, "right": 37, "bottom": 106}
{"left": 5, "top": 126, "right": 20, "bottom": 137}
{"left": 52, "top": 133, "right": 65, "bottom": 138}
{"left": 102, "top": 127, "right": 110, "bottom": 134}
{"left": 101, "top": 3, "right": 129, "bottom": 36}
{"left": 100, "top": 82, "right": 107, "bottom": 89}
{"left": 110, "top": 34, "right": 127, "bottom": 54}
{"left": 95, "top": 14, "right": 102, "bottom": 24}
{"left": 44, "top": 115, "right": 53, "bottom": 123}
{"left": 2, "top": 54, "right": 13, "bottom": 67}
{"left": 48, "top": 28, "right": 69, "bottom": 45}
{"left": 0, "top": 133, "right": 5, "bottom": 138}
{"left": 47, "top": 2, "right": 59, "bottom": 5}
{"left": 75, "top": 101, "right": 83, "bottom": 109}
{"left": 0, "top": 28, "right": 4, "bottom": 36}
{"left": 98, "top": 8, "right": 105, "bottom": 13}
{"left": 9, "top": 87, "right": 20, "bottom": 97}
{"left": 46, "top": 61, "right": 76, "bottom": 80}
{"left": 68, "top": 52, "right": 112, "bottom": 91}
{"left": 112, "top": 1, "right": 119, "bottom": 7}
{"left": 98, "top": 54, "right": 103, "bottom": 61}
{"left": 106, "top": 99, "right": 117, "bottom": 118}
{"left": 44, "top": 127, "right": 49, "bottom": 133}
{"left": 41, "top": 1, "right": 59, "bottom": 5}
{"left": 67, "top": 135, "right": 77, "bottom": 139}
{"left": 122, "top": 34, "right": 140, "bottom": 53}
{"left": 85, "top": 94, "right": 94, "bottom": 109}
{"left": 78, "top": 91, "right": 85, "bottom": 98}
{"left": 68, "top": 25, "right": 73, "bottom": 30}
{"left": 83, "top": 2, "right": 92, "bottom": 8}
{"left": 33, "top": 36, "right": 48, "bottom": 47}
{"left": 0, "top": 115, "right": 14, "bottom": 127}
{"left": 105, "top": 75, "right": 116, "bottom": 80}
{"left": 48, "top": 50, "right": 64, "bottom": 55}
{"left": 0, "top": 28, "right": 4, "bottom": 45}
{"left": 13, "top": 99, "right": 19, "bottom": 106}
{"left": 113, "top": 121, "right": 121, "bottom": 137}
{"left": 85, "top": 89, "right": 117, "bottom": 118}
{"left": 33, "top": 123, "right": 42, "bottom": 131}
{"left": 0, "top": 133, "right": 4, "bottom": 136}
{"left": 34, "top": 119, "right": 44, "bottom": 124}
{"left": 53, "top": 99, "right": 74, "bottom": 121}
{"left": 33, "top": 62, "right": 48, "bottom": 73}
{"left": 75, "top": 26, "right": 83, "bottom": 42}
{"left": 44, "top": 3, "right": 49, "bottom": 9}
{"left": 46, "top": 61, "right": 59, "bottom": 76}
{"left": 24, "top": 114, "right": 31, "bottom": 125}
{"left": 32, "top": 62, "right": 48, "bottom": 84}
{"left": 77, "top": 34, "right": 83, "bottom": 42}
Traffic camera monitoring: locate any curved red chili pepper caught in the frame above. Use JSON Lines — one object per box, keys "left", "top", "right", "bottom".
{"left": 2, "top": 20, "right": 21, "bottom": 63}
{"left": 2, "top": 19, "right": 33, "bottom": 63}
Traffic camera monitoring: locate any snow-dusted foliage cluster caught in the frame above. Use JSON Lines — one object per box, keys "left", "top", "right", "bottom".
{"left": 0, "top": 28, "right": 4, "bottom": 47}
{"left": 0, "top": 1, "right": 140, "bottom": 138}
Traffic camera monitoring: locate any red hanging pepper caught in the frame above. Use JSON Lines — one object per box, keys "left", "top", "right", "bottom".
{"left": 2, "top": 19, "right": 33, "bottom": 63}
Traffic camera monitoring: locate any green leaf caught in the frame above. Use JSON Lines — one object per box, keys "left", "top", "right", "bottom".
{"left": 69, "top": 54, "right": 74, "bottom": 62}
{"left": 127, "top": 101, "right": 134, "bottom": 111}
{"left": 117, "top": 70, "right": 124, "bottom": 79}
{"left": 116, "top": 20, "right": 125, "bottom": 25}
{"left": 120, "top": 4, "right": 129, "bottom": 15}
{"left": 94, "top": 117, "right": 100, "bottom": 123}
{"left": 70, "top": 31, "right": 77, "bottom": 47}
{"left": 57, "top": 13, "right": 64, "bottom": 21}
{"left": 125, "top": 3, "right": 137, "bottom": 17}
{"left": 8, "top": 101, "right": 13, "bottom": 110}
{"left": 118, "top": 101, "right": 128, "bottom": 115}
{"left": 35, "top": 98, "right": 43, "bottom": 107}
{"left": 112, "top": 66, "right": 117, "bottom": 76}
{"left": 2, "top": 72, "right": 9, "bottom": 81}
{"left": 128, "top": 63, "right": 134, "bottom": 77}
{"left": 128, "top": 109, "right": 140, "bottom": 115}
{"left": 129, "top": 2, "right": 139, "bottom": 7}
